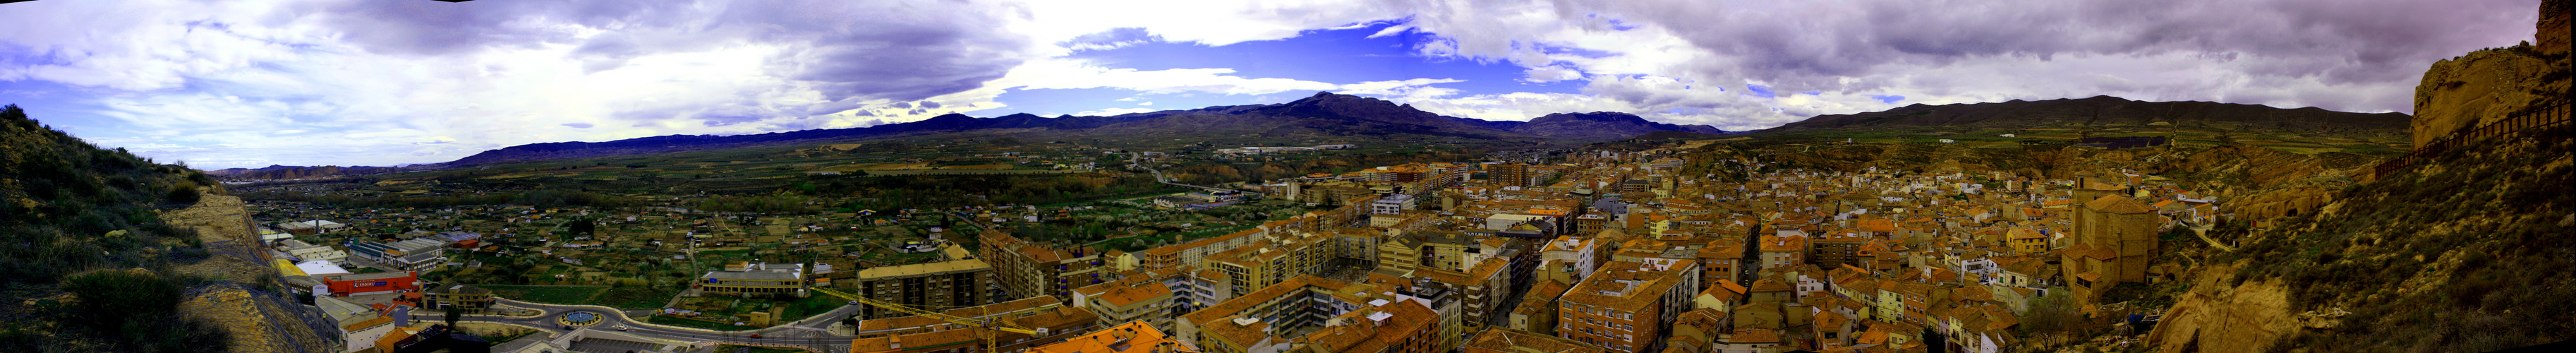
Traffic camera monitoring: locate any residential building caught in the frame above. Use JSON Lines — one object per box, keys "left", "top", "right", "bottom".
{"left": 425, "top": 284, "right": 494, "bottom": 313}
{"left": 1539, "top": 234, "right": 1607, "bottom": 282}
{"left": 1463, "top": 328, "right": 1604, "bottom": 353}
{"left": 1809, "top": 231, "right": 1868, "bottom": 269}
{"left": 1507, "top": 278, "right": 1573, "bottom": 335}
{"left": 984, "top": 232, "right": 1106, "bottom": 300}
{"left": 1755, "top": 235, "right": 1805, "bottom": 271}
{"left": 849, "top": 250, "right": 995, "bottom": 319}
{"left": 1175, "top": 275, "right": 1444, "bottom": 353}
{"left": 849, "top": 304, "right": 1103, "bottom": 353}
{"left": 1372, "top": 194, "right": 1417, "bottom": 215}
{"left": 1030, "top": 320, "right": 1199, "bottom": 353}
{"left": 1072, "top": 277, "right": 1178, "bottom": 332}
{"left": 1556, "top": 262, "right": 1687, "bottom": 353}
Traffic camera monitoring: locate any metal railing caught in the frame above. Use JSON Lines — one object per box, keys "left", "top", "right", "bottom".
{"left": 2374, "top": 102, "right": 2572, "bottom": 178}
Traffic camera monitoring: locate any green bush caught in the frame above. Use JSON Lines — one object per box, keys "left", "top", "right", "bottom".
{"left": 167, "top": 182, "right": 200, "bottom": 205}
{"left": 64, "top": 269, "right": 184, "bottom": 320}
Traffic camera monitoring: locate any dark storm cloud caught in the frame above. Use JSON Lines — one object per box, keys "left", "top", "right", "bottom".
{"left": 715, "top": 1, "right": 1034, "bottom": 102}
{"left": 322, "top": 0, "right": 1035, "bottom": 104}
{"left": 323, "top": 0, "right": 660, "bottom": 56}
{"left": 1550, "top": 0, "right": 2540, "bottom": 93}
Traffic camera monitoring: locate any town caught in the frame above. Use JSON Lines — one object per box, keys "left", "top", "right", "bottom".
{"left": 243, "top": 145, "right": 2237, "bottom": 353}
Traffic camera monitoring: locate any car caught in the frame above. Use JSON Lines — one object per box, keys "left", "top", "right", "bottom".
{"left": 848, "top": 301, "right": 859, "bottom": 305}
{"left": 615, "top": 325, "right": 629, "bottom": 331}
{"left": 749, "top": 333, "right": 763, "bottom": 339}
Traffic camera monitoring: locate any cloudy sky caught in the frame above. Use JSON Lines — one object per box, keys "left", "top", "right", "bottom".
{"left": 0, "top": 0, "right": 2543, "bottom": 168}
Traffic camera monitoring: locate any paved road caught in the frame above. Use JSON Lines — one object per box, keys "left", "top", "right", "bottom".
{"left": 428, "top": 298, "right": 866, "bottom": 352}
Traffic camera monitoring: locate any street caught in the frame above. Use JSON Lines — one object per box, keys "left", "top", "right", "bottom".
{"left": 428, "top": 298, "right": 866, "bottom": 352}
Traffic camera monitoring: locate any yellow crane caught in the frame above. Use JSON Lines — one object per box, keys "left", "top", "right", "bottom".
{"left": 811, "top": 287, "right": 1047, "bottom": 353}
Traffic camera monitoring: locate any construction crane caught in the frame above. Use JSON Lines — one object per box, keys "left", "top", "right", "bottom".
{"left": 811, "top": 287, "right": 1048, "bottom": 353}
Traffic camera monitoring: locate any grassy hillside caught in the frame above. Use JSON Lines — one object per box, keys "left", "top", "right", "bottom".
{"left": 0, "top": 104, "right": 233, "bottom": 352}
{"left": 0, "top": 104, "right": 217, "bottom": 281}
{"left": 2223, "top": 125, "right": 2573, "bottom": 352}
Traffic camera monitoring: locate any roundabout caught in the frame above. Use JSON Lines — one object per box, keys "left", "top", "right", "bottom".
{"left": 560, "top": 311, "right": 603, "bottom": 327}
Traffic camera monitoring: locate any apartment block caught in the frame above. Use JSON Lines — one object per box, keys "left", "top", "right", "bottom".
{"left": 1557, "top": 262, "right": 1689, "bottom": 353}
{"left": 1176, "top": 275, "right": 1446, "bottom": 353}
{"left": 1072, "top": 277, "right": 1178, "bottom": 332}
{"left": 849, "top": 253, "right": 996, "bottom": 319}
{"left": 984, "top": 231, "right": 1105, "bottom": 301}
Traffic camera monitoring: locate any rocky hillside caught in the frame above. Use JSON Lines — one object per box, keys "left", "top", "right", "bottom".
{"left": 2149, "top": 2, "right": 2574, "bottom": 351}
{"left": 0, "top": 104, "right": 246, "bottom": 352}
{"left": 2409, "top": 1, "right": 2571, "bottom": 147}
{"left": 1767, "top": 95, "right": 2411, "bottom": 133}
{"left": 2151, "top": 123, "right": 2573, "bottom": 352}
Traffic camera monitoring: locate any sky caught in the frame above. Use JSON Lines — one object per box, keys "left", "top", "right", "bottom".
{"left": 0, "top": 0, "right": 2544, "bottom": 169}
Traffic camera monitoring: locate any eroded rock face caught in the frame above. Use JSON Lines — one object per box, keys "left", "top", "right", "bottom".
{"left": 2412, "top": 49, "right": 2560, "bottom": 148}
{"left": 2539, "top": 0, "right": 2570, "bottom": 56}
{"left": 2149, "top": 265, "right": 2299, "bottom": 353}
{"left": 2411, "top": 0, "right": 2572, "bottom": 148}
{"left": 179, "top": 285, "right": 340, "bottom": 353}
{"left": 2230, "top": 186, "right": 2336, "bottom": 220}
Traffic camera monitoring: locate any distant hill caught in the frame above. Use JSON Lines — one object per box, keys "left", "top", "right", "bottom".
{"left": 202, "top": 164, "right": 413, "bottom": 181}
{"left": 441, "top": 92, "right": 1725, "bottom": 167}
{"left": 1765, "top": 95, "right": 2411, "bottom": 133}
{"left": 442, "top": 112, "right": 1156, "bottom": 166}
{"left": 1075, "top": 92, "right": 1533, "bottom": 139}
{"left": 1508, "top": 112, "right": 1728, "bottom": 139}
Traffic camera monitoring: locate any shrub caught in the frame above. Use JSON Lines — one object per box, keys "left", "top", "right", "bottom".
{"left": 166, "top": 182, "right": 200, "bottom": 205}
{"left": 63, "top": 269, "right": 184, "bottom": 321}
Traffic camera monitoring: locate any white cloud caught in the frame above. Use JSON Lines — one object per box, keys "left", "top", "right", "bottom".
{"left": 0, "top": 0, "right": 2535, "bottom": 167}
{"left": 1369, "top": 0, "right": 2536, "bottom": 125}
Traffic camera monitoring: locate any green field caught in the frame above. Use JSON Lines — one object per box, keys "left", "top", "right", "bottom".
{"left": 474, "top": 285, "right": 609, "bottom": 304}
{"left": 595, "top": 285, "right": 682, "bottom": 310}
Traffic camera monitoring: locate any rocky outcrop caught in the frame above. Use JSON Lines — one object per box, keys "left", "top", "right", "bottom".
{"left": 179, "top": 283, "right": 341, "bottom": 353}
{"left": 2148, "top": 264, "right": 2298, "bottom": 353}
{"left": 2227, "top": 186, "right": 2336, "bottom": 220}
{"left": 160, "top": 193, "right": 255, "bottom": 244}
{"left": 2410, "top": 0, "right": 2572, "bottom": 148}
{"left": 2540, "top": 0, "right": 2570, "bottom": 56}
{"left": 2409, "top": 49, "right": 2563, "bottom": 147}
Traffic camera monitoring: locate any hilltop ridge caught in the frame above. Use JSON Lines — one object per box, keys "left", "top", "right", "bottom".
{"left": 1767, "top": 95, "right": 2411, "bottom": 133}
{"left": 442, "top": 92, "right": 1721, "bottom": 167}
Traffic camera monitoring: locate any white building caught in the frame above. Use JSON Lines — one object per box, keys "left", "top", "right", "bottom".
{"left": 279, "top": 239, "right": 350, "bottom": 265}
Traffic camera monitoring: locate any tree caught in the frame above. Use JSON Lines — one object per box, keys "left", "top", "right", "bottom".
{"left": 445, "top": 306, "right": 463, "bottom": 327}
{"left": 569, "top": 218, "right": 597, "bottom": 236}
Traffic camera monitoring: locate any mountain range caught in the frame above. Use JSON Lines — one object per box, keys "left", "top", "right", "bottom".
{"left": 213, "top": 92, "right": 2417, "bottom": 178}
{"left": 437, "top": 92, "right": 1729, "bottom": 167}
{"left": 1767, "top": 95, "right": 2411, "bottom": 132}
